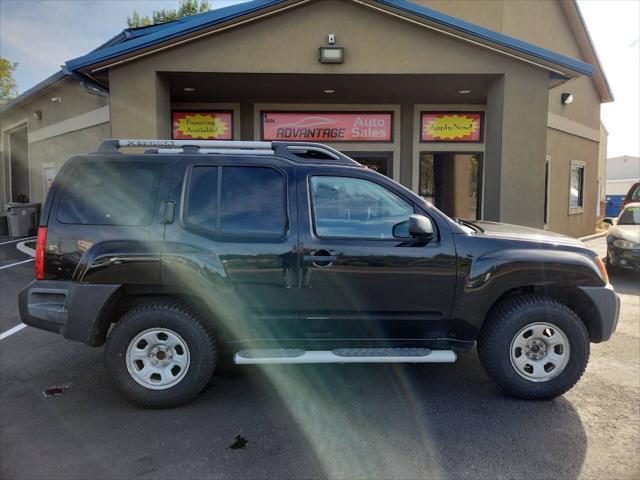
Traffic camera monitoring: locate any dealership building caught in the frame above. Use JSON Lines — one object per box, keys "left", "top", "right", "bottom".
{"left": 0, "top": 0, "right": 612, "bottom": 236}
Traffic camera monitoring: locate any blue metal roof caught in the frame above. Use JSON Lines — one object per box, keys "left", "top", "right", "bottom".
{"left": 65, "top": 0, "right": 594, "bottom": 76}
{"left": 65, "top": 0, "right": 287, "bottom": 70}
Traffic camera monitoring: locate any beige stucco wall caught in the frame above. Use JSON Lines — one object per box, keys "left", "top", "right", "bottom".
{"left": 28, "top": 123, "right": 111, "bottom": 206}
{"left": 415, "top": 0, "right": 583, "bottom": 61}
{"left": 547, "top": 128, "right": 599, "bottom": 237}
{"left": 108, "top": 0, "right": 556, "bottom": 142}
{"left": 549, "top": 76, "right": 601, "bottom": 129}
{"left": 108, "top": 0, "right": 550, "bottom": 227}
{"left": 1, "top": 0, "right": 604, "bottom": 235}
{"left": 417, "top": 0, "right": 602, "bottom": 128}
{"left": 0, "top": 77, "right": 110, "bottom": 212}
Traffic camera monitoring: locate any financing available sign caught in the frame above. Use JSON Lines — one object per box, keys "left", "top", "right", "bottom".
{"left": 421, "top": 112, "right": 483, "bottom": 142}
{"left": 261, "top": 112, "right": 393, "bottom": 142}
{"left": 172, "top": 111, "right": 233, "bottom": 140}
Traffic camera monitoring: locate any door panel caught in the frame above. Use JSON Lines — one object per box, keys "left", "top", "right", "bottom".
{"left": 162, "top": 159, "right": 299, "bottom": 342}
{"left": 298, "top": 170, "right": 457, "bottom": 340}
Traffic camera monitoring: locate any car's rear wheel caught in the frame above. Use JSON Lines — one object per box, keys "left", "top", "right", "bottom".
{"left": 477, "top": 294, "right": 589, "bottom": 399}
{"left": 105, "top": 302, "right": 217, "bottom": 408}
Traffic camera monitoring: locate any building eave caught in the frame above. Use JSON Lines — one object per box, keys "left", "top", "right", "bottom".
{"left": 64, "top": 0, "right": 594, "bottom": 81}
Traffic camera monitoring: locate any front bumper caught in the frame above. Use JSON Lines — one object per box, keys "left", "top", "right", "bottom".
{"left": 19, "top": 280, "right": 120, "bottom": 346}
{"left": 607, "top": 246, "right": 640, "bottom": 270}
{"left": 578, "top": 284, "right": 620, "bottom": 342}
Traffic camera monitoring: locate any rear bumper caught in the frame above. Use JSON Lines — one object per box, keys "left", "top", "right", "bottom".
{"left": 19, "top": 280, "right": 120, "bottom": 346}
{"left": 578, "top": 284, "right": 620, "bottom": 342}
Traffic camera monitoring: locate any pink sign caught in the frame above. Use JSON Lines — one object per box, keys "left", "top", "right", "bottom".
{"left": 262, "top": 112, "right": 393, "bottom": 142}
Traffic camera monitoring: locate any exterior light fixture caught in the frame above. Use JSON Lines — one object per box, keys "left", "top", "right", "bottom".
{"left": 319, "top": 46, "right": 344, "bottom": 64}
{"left": 561, "top": 93, "right": 574, "bottom": 104}
{"left": 184, "top": 87, "right": 196, "bottom": 92}
{"left": 32, "top": 110, "right": 42, "bottom": 120}
{"left": 323, "top": 89, "right": 336, "bottom": 94}
{"left": 458, "top": 89, "right": 472, "bottom": 95}
{"left": 51, "top": 97, "right": 62, "bottom": 103}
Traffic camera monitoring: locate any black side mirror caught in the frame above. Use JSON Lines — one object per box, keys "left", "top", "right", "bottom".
{"left": 603, "top": 217, "right": 613, "bottom": 225}
{"left": 409, "top": 214, "right": 434, "bottom": 238}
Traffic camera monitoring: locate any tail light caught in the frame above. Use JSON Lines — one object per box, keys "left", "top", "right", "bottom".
{"left": 35, "top": 226, "right": 47, "bottom": 280}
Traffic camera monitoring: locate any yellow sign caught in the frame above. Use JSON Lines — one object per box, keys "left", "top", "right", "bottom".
{"left": 421, "top": 113, "right": 482, "bottom": 142}
{"left": 172, "top": 111, "right": 233, "bottom": 140}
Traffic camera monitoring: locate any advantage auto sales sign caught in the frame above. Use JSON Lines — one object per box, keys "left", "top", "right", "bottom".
{"left": 262, "top": 112, "right": 393, "bottom": 142}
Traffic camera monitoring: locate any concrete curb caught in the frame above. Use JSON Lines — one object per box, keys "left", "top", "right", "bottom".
{"left": 579, "top": 231, "right": 607, "bottom": 242}
{"left": 16, "top": 240, "right": 36, "bottom": 258}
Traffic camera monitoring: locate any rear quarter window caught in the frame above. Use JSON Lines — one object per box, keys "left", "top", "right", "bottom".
{"left": 57, "top": 162, "right": 162, "bottom": 225}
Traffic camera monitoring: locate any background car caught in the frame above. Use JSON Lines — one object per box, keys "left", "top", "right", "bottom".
{"left": 604, "top": 202, "right": 640, "bottom": 272}
{"left": 622, "top": 182, "right": 640, "bottom": 210}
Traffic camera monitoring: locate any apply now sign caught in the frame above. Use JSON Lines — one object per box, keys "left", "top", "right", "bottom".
{"left": 421, "top": 112, "right": 483, "bottom": 142}
{"left": 262, "top": 112, "right": 393, "bottom": 142}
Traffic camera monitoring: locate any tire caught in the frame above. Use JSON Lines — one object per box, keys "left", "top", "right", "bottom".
{"left": 104, "top": 302, "right": 217, "bottom": 408}
{"left": 477, "top": 294, "right": 589, "bottom": 400}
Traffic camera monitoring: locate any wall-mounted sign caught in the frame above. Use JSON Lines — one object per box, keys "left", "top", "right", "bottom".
{"left": 261, "top": 112, "right": 393, "bottom": 142}
{"left": 421, "top": 112, "right": 483, "bottom": 142}
{"left": 172, "top": 111, "right": 233, "bottom": 140}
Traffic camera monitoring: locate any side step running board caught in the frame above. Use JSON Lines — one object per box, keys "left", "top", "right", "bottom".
{"left": 234, "top": 348, "right": 457, "bottom": 365}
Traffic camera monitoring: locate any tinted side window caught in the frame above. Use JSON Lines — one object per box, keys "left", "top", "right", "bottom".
{"left": 220, "top": 167, "right": 286, "bottom": 236}
{"left": 310, "top": 176, "right": 414, "bottom": 239}
{"left": 184, "top": 166, "right": 218, "bottom": 232}
{"left": 57, "top": 162, "right": 162, "bottom": 225}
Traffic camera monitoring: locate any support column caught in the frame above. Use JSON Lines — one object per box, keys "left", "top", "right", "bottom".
{"left": 485, "top": 68, "right": 549, "bottom": 227}
{"left": 400, "top": 104, "right": 413, "bottom": 189}
{"left": 109, "top": 68, "right": 171, "bottom": 139}
{"left": 240, "top": 103, "right": 254, "bottom": 141}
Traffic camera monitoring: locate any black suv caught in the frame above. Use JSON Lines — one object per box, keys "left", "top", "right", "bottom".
{"left": 20, "top": 139, "right": 619, "bottom": 408}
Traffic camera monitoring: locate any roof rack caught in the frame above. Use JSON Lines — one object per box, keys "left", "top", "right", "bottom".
{"left": 95, "top": 139, "right": 361, "bottom": 166}
{"left": 97, "top": 139, "right": 272, "bottom": 153}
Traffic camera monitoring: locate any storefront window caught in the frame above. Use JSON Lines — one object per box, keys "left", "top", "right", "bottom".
{"left": 344, "top": 152, "right": 392, "bottom": 178}
{"left": 419, "top": 154, "right": 435, "bottom": 204}
{"left": 418, "top": 152, "right": 482, "bottom": 220}
{"left": 569, "top": 162, "right": 585, "bottom": 209}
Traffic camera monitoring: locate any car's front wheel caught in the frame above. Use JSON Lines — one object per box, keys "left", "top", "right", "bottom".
{"left": 104, "top": 302, "right": 217, "bottom": 408}
{"left": 477, "top": 294, "right": 590, "bottom": 400}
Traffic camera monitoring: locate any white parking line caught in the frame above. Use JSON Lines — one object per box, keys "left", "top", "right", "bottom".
{"left": 0, "top": 258, "right": 34, "bottom": 270}
{"left": 16, "top": 240, "right": 36, "bottom": 257}
{"left": 0, "top": 323, "right": 27, "bottom": 341}
{"left": 0, "top": 237, "right": 36, "bottom": 246}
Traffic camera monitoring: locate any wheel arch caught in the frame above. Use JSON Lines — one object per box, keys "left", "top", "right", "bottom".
{"left": 91, "top": 286, "right": 227, "bottom": 346}
{"left": 481, "top": 285, "right": 604, "bottom": 343}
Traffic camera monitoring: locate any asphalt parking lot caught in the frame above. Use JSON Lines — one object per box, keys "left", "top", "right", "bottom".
{"left": 1, "top": 236, "right": 638, "bottom": 479}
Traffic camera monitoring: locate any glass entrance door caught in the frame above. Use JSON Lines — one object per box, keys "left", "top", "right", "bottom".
{"left": 419, "top": 152, "right": 482, "bottom": 220}
{"left": 344, "top": 151, "right": 393, "bottom": 178}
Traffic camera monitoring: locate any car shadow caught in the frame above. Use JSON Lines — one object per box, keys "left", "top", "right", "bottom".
{"left": 1, "top": 332, "right": 587, "bottom": 480}
{"left": 206, "top": 350, "right": 587, "bottom": 480}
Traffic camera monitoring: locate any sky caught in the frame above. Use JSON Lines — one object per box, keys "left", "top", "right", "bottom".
{"left": 0, "top": 0, "right": 638, "bottom": 158}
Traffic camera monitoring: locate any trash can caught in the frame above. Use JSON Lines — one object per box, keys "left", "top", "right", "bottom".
{"left": 6, "top": 202, "right": 40, "bottom": 238}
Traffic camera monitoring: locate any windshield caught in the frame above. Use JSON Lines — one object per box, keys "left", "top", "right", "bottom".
{"left": 618, "top": 206, "right": 640, "bottom": 225}
{"left": 632, "top": 184, "right": 640, "bottom": 201}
